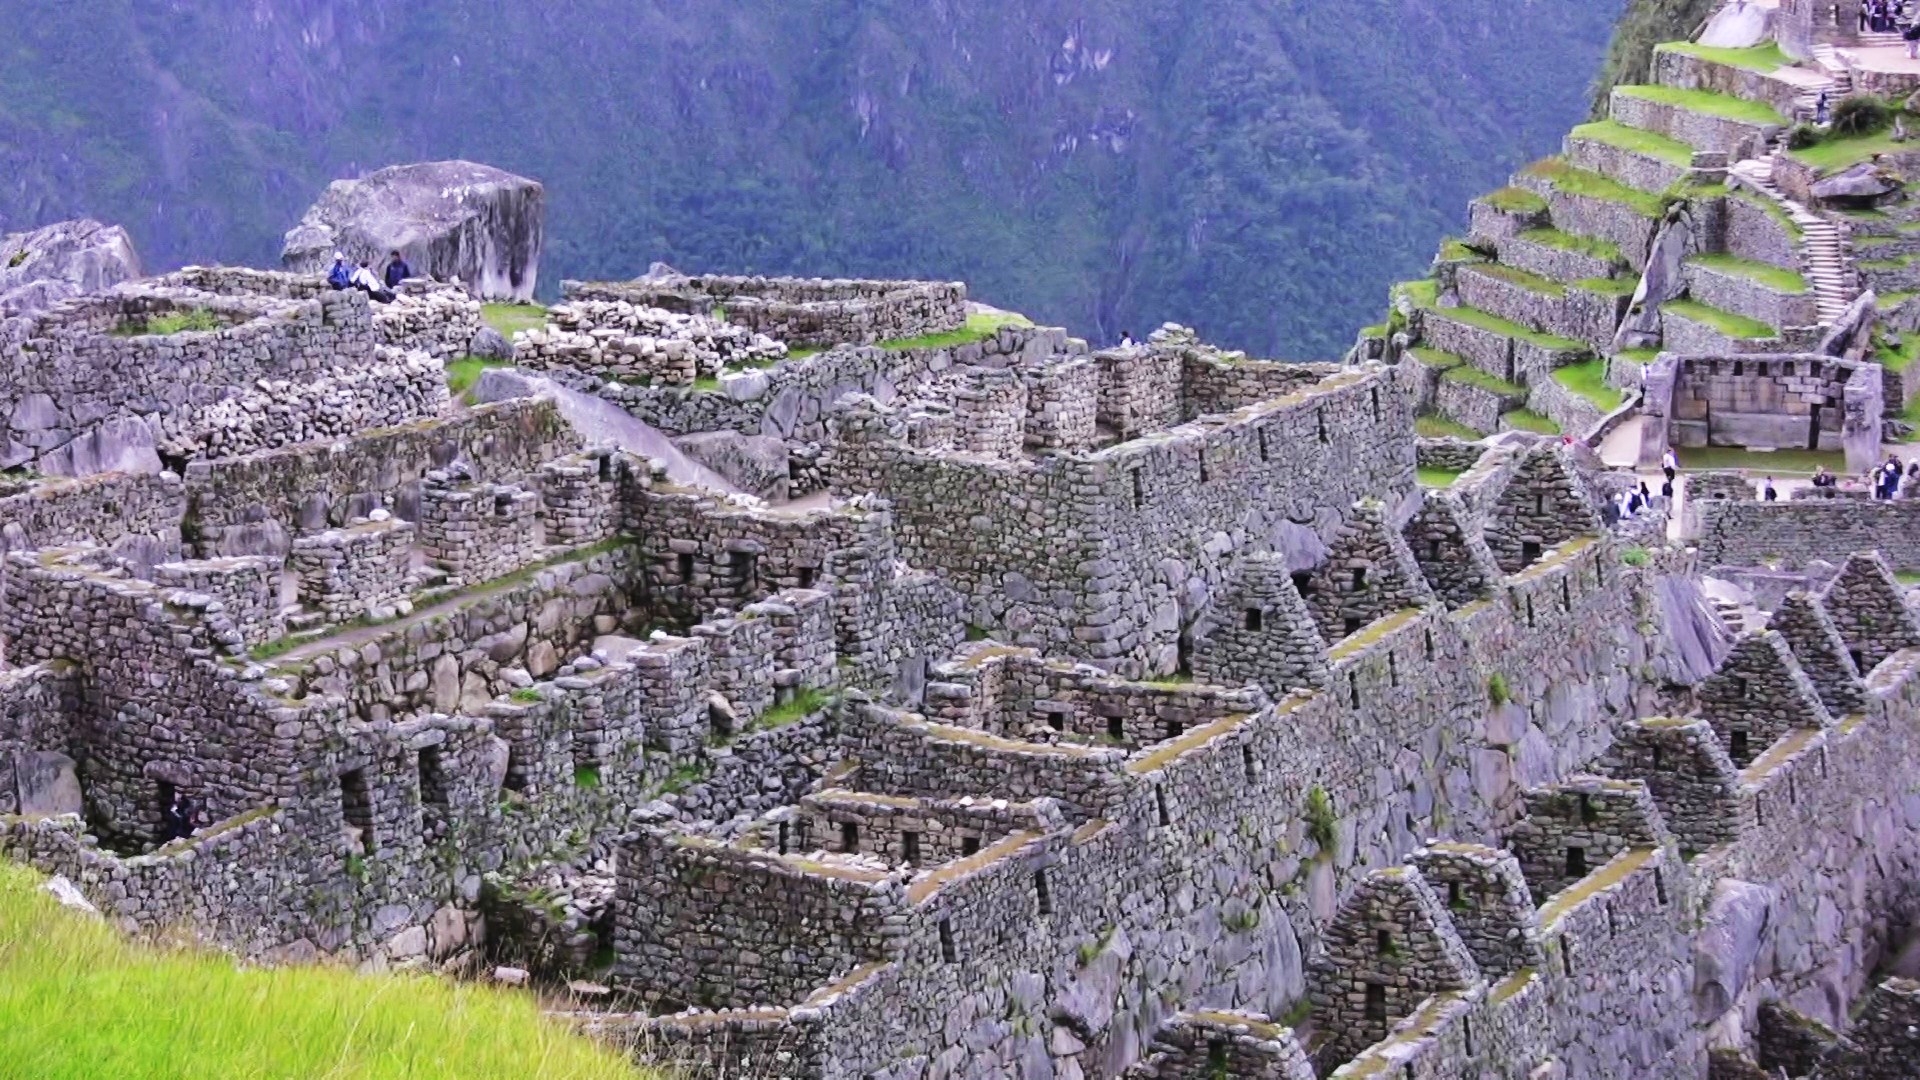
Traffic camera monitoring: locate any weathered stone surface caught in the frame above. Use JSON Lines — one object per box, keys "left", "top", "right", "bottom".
{"left": 282, "top": 161, "right": 544, "bottom": 302}
{"left": 0, "top": 219, "right": 141, "bottom": 316}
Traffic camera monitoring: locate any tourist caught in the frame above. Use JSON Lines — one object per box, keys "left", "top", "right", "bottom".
{"left": 383, "top": 250, "right": 413, "bottom": 289}
{"left": 1618, "top": 489, "right": 1639, "bottom": 520}
{"left": 1119, "top": 330, "right": 1135, "bottom": 348}
{"left": 349, "top": 260, "right": 397, "bottom": 304}
{"left": 162, "top": 789, "right": 198, "bottom": 842}
{"left": 1661, "top": 477, "right": 1674, "bottom": 500}
{"left": 1661, "top": 447, "right": 1678, "bottom": 484}
{"left": 326, "top": 252, "right": 353, "bottom": 291}
{"left": 1817, "top": 90, "right": 1832, "bottom": 126}
{"left": 1905, "top": 17, "right": 1920, "bottom": 56}
{"left": 1764, "top": 477, "right": 1779, "bottom": 502}
{"left": 1861, "top": 1, "right": 1872, "bottom": 32}
{"left": 1812, "top": 464, "right": 1836, "bottom": 491}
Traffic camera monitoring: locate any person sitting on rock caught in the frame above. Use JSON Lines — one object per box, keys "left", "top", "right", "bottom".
{"left": 327, "top": 252, "right": 353, "bottom": 291}
{"left": 350, "top": 259, "right": 397, "bottom": 304}
{"left": 383, "top": 250, "right": 413, "bottom": 290}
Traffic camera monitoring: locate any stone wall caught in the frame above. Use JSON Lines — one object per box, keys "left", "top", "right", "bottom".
{"left": 1645, "top": 352, "right": 1882, "bottom": 472}
{"left": 0, "top": 470, "right": 184, "bottom": 554}
{"left": 160, "top": 347, "right": 449, "bottom": 461}
{"left": 183, "top": 396, "right": 578, "bottom": 557}
{"left": 830, "top": 366, "right": 1417, "bottom": 676}
{"left": 512, "top": 298, "right": 787, "bottom": 384}
{"left": 1693, "top": 497, "right": 1920, "bottom": 571}
{"left": 566, "top": 275, "right": 968, "bottom": 349}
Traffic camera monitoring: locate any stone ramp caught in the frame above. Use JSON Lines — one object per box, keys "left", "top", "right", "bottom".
{"left": 470, "top": 368, "right": 743, "bottom": 496}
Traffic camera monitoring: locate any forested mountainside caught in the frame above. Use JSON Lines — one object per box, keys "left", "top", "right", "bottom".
{"left": 1, "top": 0, "right": 1677, "bottom": 354}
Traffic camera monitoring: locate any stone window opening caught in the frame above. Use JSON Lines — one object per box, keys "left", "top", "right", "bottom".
{"left": 1756, "top": 798, "right": 1766, "bottom": 827}
{"left": 1244, "top": 607, "right": 1263, "bottom": 632}
{"left": 1733, "top": 361, "right": 1744, "bottom": 377}
{"left": 1344, "top": 615, "right": 1364, "bottom": 638}
{"left": 676, "top": 551, "right": 695, "bottom": 581}
{"left": 840, "top": 821, "right": 860, "bottom": 853}
{"left": 1375, "top": 928, "right": 1393, "bottom": 957}
{"left": 1349, "top": 672, "right": 1361, "bottom": 709}
{"left": 797, "top": 565, "right": 817, "bottom": 589}
{"left": 1850, "top": 648, "right": 1866, "bottom": 675}
{"left": 1370, "top": 386, "right": 1381, "bottom": 421}
{"left": 1291, "top": 571, "right": 1313, "bottom": 599}
{"left": 1107, "top": 714, "right": 1126, "bottom": 742}
{"left": 1164, "top": 719, "right": 1184, "bottom": 741}
{"left": 1242, "top": 743, "right": 1257, "bottom": 782}
{"left": 1735, "top": 675, "right": 1750, "bottom": 699}
{"left": 597, "top": 455, "right": 614, "bottom": 483}
{"left": 1606, "top": 903, "right": 1617, "bottom": 934}
{"left": 1731, "top": 729, "right": 1749, "bottom": 762}
{"left": 733, "top": 550, "right": 758, "bottom": 593}
{"left": 1651, "top": 745, "right": 1663, "bottom": 770}
{"left": 1521, "top": 540, "right": 1542, "bottom": 566}
{"left": 417, "top": 747, "right": 448, "bottom": 811}
{"left": 1533, "top": 493, "right": 1545, "bottom": 515}
{"left": 1197, "top": 451, "right": 1209, "bottom": 484}
{"left": 903, "top": 830, "right": 920, "bottom": 864}
{"left": 502, "top": 745, "right": 529, "bottom": 794}
{"left": 493, "top": 493, "right": 514, "bottom": 518}
{"left": 777, "top": 820, "right": 791, "bottom": 855}
{"left": 1257, "top": 427, "right": 1270, "bottom": 462}
{"left": 1562, "top": 941, "right": 1576, "bottom": 977}
{"left": 156, "top": 779, "right": 178, "bottom": 839}
{"left": 1131, "top": 469, "right": 1146, "bottom": 509}
{"left": 1525, "top": 595, "right": 1536, "bottom": 629}
{"left": 340, "top": 768, "right": 376, "bottom": 856}
{"left": 1364, "top": 982, "right": 1387, "bottom": 1022}
{"left": 1464, "top": 1017, "right": 1475, "bottom": 1056}
{"left": 1034, "top": 869, "right": 1053, "bottom": 915}
{"left": 1655, "top": 868, "right": 1668, "bottom": 906}
{"left": 1047, "top": 710, "right": 1067, "bottom": 731}
{"left": 1560, "top": 576, "right": 1571, "bottom": 610}
{"left": 1387, "top": 650, "right": 1398, "bottom": 687}
{"left": 1447, "top": 881, "right": 1462, "bottom": 908}
{"left": 1155, "top": 785, "right": 1171, "bottom": 827}
{"left": 961, "top": 835, "right": 981, "bottom": 857}
{"left": 1820, "top": 749, "right": 1829, "bottom": 778}
{"left": 1808, "top": 405, "right": 1824, "bottom": 452}
{"left": 1565, "top": 845, "right": 1587, "bottom": 879}
{"left": 1424, "top": 628, "right": 1435, "bottom": 660}
{"left": 1353, "top": 566, "right": 1369, "bottom": 591}
{"left": 1176, "top": 633, "right": 1193, "bottom": 678}
{"left": 938, "top": 918, "right": 957, "bottom": 963}
{"left": 1317, "top": 409, "right": 1328, "bottom": 444}
{"left": 1207, "top": 1040, "right": 1228, "bottom": 1072}
{"left": 1578, "top": 794, "right": 1596, "bottom": 824}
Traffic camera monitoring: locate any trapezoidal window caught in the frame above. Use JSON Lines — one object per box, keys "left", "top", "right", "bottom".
{"left": 1244, "top": 607, "right": 1263, "bottom": 632}
{"left": 1364, "top": 982, "right": 1387, "bottom": 1022}
{"left": 340, "top": 768, "right": 376, "bottom": 856}
{"left": 1565, "top": 845, "right": 1587, "bottom": 878}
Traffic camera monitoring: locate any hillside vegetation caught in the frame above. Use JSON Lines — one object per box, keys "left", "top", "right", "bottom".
{"left": 0, "top": 863, "right": 656, "bottom": 1080}
{"left": 0, "top": 0, "right": 1646, "bottom": 356}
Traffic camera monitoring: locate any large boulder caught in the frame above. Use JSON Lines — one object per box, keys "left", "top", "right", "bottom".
{"left": 282, "top": 161, "right": 543, "bottom": 302}
{"left": 1811, "top": 162, "right": 1901, "bottom": 205}
{"left": 673, "top": 430, "right": 791, "bottom": 503}
{"left": 0, "top": 219, "right": 142, "bottom": 316}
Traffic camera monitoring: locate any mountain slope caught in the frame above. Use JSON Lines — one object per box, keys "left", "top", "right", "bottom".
{"left": 0, "top": 0, "right": 1633, "bottom": 354}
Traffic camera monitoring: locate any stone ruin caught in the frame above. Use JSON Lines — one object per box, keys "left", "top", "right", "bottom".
{"left": 10, "top": 17, "right": 1920, "bottom": 1075}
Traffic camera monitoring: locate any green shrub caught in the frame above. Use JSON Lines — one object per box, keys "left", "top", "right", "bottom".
{"left": 1303, "top": 786, "right": 1337, "bottom": 852}
{"left": 1488, "top": 672, "right": 1512, "bottom": 707}
{"left": 1621, "top": 547, "right": 1652, "bottom": 567}
{"left": 1785, "top": 122, "right": 1822, "bottom": 150}
{"left": 1831, "top": 95, "right": 1894, "bottom": 138}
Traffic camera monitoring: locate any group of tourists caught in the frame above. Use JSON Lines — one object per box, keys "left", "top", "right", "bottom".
{"left": 1858, "top": 1, "right": 1920, "bottom": 54}
{"left": 325, "top": 250, "right": 414, "bottom": 304}
{"left": 1872, "top": 454, "right": 1920, "bottom": 499}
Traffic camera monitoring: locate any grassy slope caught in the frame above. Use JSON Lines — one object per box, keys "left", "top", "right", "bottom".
{"left": 0, "top": 864, "right": 654, "bottom": 1080}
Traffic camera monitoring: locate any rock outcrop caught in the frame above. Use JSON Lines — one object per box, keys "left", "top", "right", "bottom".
{"left": 0, "top": 219, "right": 142, "bottom": 316}
{"left": 281, "top": 161, "right": 543, "bottom": 302}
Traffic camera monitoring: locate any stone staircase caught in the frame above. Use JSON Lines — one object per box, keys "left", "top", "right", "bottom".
{"left": 1729, "top": 153, "right": 1856, "bottom": 324}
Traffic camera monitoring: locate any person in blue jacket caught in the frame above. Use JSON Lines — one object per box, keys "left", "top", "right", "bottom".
{"left": 384, "top": 250, "right": 413, "bottom": 289}
{"left": 326, "top": 252, "right": 353, "bottom": 290}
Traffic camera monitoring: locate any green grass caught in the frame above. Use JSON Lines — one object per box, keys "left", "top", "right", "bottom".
{"left": 1653, "top": 40, "right": 1789, "bottom": 74}
{"left": 0, "top": 863, "right": 655, "bottom": 1080}
{"left": 481, "top": 302, "right": 546, "bottom": 338}
{"left": 1661, "top": 298, "right": 1777, "bottom": 340}
{"left": 1899, "top": 395, "right": 1920, "bottom": 443}
{"left": 1396, "top": 279, "right": 1441, "bottom": 309}
{"left": 574, "top": 765, "right": 602, "bottom": 789}
{"left": 1859, "top": 255, "right": 1916, "bottom": 272}
{"left": 1615, "top": 347, "right": 1660, "bottom": 367}
{"left": 1418, "top": 467, "right": 1465, "bottom": 488}
{"left": 1875, "top": 331, "right": 1920, "bottom": 373}
{"left": 1441, "top": 365, "right": 1526, "bottom": 397}
{"left": 1552, "top": 360, "right": 1627, "bottom": 411}
{"left": 1415, "top": 414, "right": 1483, "bottom": 440}
{"left": 1438, "top": 238, "right": 1485, "bottom": 263}
{"left": 1471, "top": 262, "right": 1566, "bottom": 298}
{"left": 1731, "top": 188, "right": 1803, "bottom": 240}
{"left": 756, "top": 687, "right": 832, "bottom": 730}
{"left": 1676, "top": 446, "right": 1846, "bottom": 474}
{"left": 446, "top": 356, "right": 511, "bottom": 402}
{"left": 1686, "top": 253, "right": 1807, "bottom": 294}
{"left": 1575, "top": 276, "right": 1637, "bottom": 297}
{"left": 1522, "top": 158, "right": 1668, "bottom": 219}
{"left": 1614, "top": 84, "right": 1787, "bottom": 126}
{"left": 1408, "top": 346, "right": 1465, "bottom": 370}
{"left": 1503, "top": 409, "right": 1562, "bottom": 435}
{"left": 112, "top": 309, "right": 223, "bottom": 337}
{"left": 1518, "top": 227, "right": 1625, "bottom": 266}
{"left": 879, "top": 310, "right": 1033, "bottom": 352}
{"left": 1425, "top": 302, "right": 1589, "bottom": 353}
{"left": 1897, "top": 571, "right": 1920, "bottom": 585}
{"left": 1482, "top": 186, "right": 1549, "bottom": 215}
{"left": 1788, "top": 117, "right": 1910, "bottom": 174}
{"left": 1568, "top": 120, "right": 1695, "bottom": 168}
{"left": 1880, "top": 290, "right": 1918, "bottom": 311}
